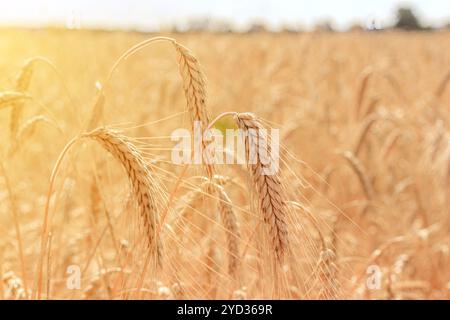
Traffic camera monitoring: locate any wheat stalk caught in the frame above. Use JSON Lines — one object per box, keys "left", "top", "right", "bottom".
{"left": 234, "top": 112, "right": 289, "bottom": 263}
{"left": 86, "top": 81, "right": 106, "bottom": 131}
{"left": 85, "top": 128, "right": 162, "bottom": 264}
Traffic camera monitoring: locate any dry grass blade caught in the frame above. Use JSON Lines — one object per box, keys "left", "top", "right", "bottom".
{"left": 234, "top": 112, "right": 289, "bottom": 263}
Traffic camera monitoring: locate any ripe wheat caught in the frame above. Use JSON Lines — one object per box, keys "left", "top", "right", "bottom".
{"left": 234, "top": 112, "right": 289, "bottom": 263}
{"left": 85, "top": 128, "right": 162, "bottom": 264}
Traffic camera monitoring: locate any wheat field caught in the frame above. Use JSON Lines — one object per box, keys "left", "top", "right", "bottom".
{"left": 0, "top": 28, "right": 449, "bottom": 299}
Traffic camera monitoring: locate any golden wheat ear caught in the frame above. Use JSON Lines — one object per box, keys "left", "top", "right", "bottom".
{"left": 174, "top": 42, "right": 216, "bottom": 180}
{"left": 85, "top": 128, "right": 163, "bottom": 265}
{"left": 216, "top": 184, "right": 240, "bottom": 277}
{"left": 9, "top": 58, "right": 35, "bottom": 138}
{"left": 234, "top": 112, "right": 289, "bottom": 264}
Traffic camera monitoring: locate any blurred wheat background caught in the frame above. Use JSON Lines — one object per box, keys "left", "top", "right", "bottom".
{"left": 0, "top": 25, "right": 449, "bottom": 299}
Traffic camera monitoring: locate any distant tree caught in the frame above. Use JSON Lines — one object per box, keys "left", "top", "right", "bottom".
{"left": 348, "top": 23, "right": 364, "bottom": 32}
{"left": 247, "top": 21, "right": 268, "bottom": 33}
{"left": 314, "top": 20, "right": 334, "bottom": 33}
{"left": 280, "top": 23, "right": 303, "bottom": 33}
{"left": 395, "top": 7, "right": 422, "bottom": 30}
{"left": 186, "top": 17, "right": 211, "bottom": 32}
{"left": 208, "top": 18, "right": 234, "bottom": 33}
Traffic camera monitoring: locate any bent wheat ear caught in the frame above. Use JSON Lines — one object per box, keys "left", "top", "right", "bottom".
{"left": 341, "top": 151, "right": 374, "bottom": 200}
{"left": 85, "top": 128, "right": 162, "bottom": 264}
{"left": 353, "top": 114, "right": 380, "bottom": 156}
{"left": 174, "top": 42, "right": 214, "bottom": 180}
{"left": 10, "top": 59, "right": 35, "bottom": 137}
{"left": 174, "top": 43, "right": 209, "bottom": 128}
{"left": 355, "top": 67, "right": 373, "bottom": 119}
{"left": 234, "top": 112, "right": 289, "bottom": 263}
{"left": 316, "top": 248, "right": 339, "bottom": 299}
{"left": 216, "top": 185, "right": 240, "bottom": 277}
{"left": 9, "top": 115, "right": 61, "bottom": 156}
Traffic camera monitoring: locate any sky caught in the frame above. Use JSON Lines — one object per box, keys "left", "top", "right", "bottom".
{"left": 0, "top": 0, "right": 448, "bottom": 31}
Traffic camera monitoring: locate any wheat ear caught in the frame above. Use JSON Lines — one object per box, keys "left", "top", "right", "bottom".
{"left": 174, "top": 42, "right": 215, "bottom": 180}
{"left": 355, "top": 67, "right": 373, "bottom": 119}
{"left": 9, "top": 115, "right": 61, "bottom": 156}
{"left": 85, "top": 128, "right": 162, "bottom": 264}
{"left": 90, "top": 178, "right": 102, "bottom": 224}
{"left": 234, "top": 112, "right": 289, "bottom": 263}
{"left": 341, "top": 151, "right": 374, "bottom": 200}
{"left": 316, "top": 248, "right": 339, "bottom": 299}
{"left": 353, "top": 114, "right": 382, "bottom": 156}
{"left": 216, "top": 185, "right": 240, "bottom": 277}
{"left": 9, "top": 59, "right": 35, "bottom": 137}
{"left": 86, "top": 81, "right": 106, "bottom": 131}
{"left": 435, "top": 70, "right": 450, "bottom": 100}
